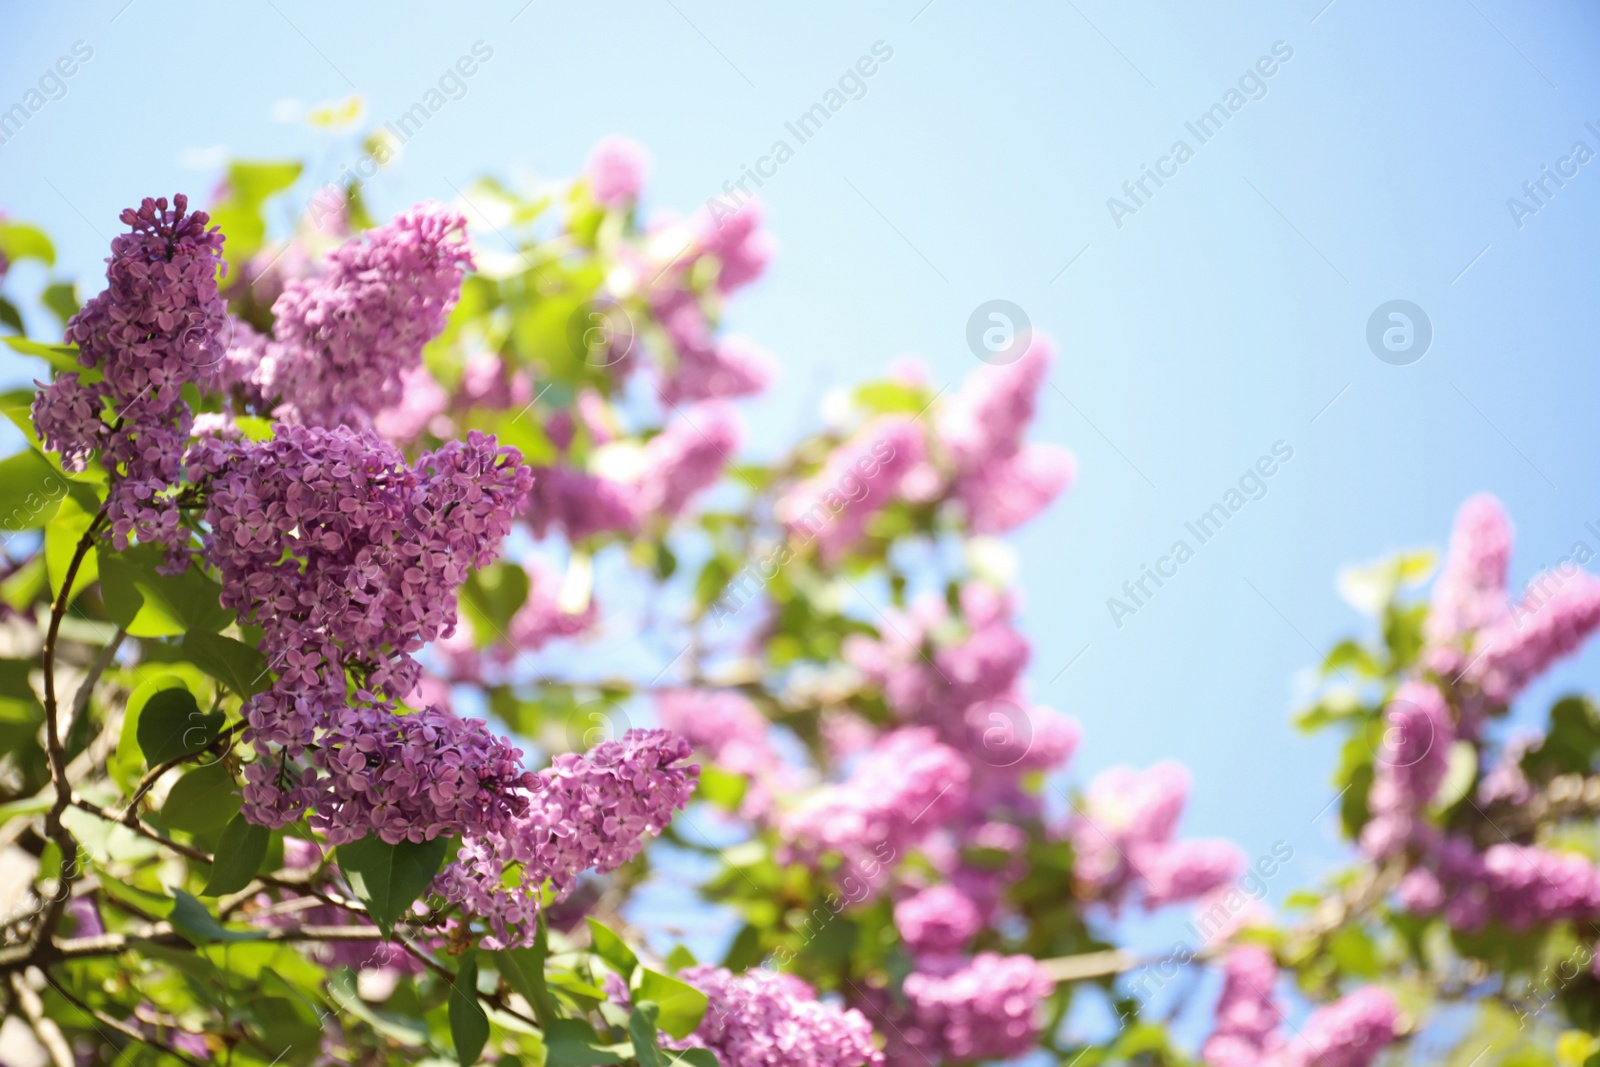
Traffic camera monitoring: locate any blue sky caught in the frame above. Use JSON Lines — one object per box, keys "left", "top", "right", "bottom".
{"left": 6, "top": 0, "right": 1600, "bottom": 1009}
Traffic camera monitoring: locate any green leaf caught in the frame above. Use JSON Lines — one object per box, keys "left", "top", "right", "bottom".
{"left": 673, "top": 1052, "right": 719, "bottom": 1067}
{"left": 1431, "top": 740, "right": 1478, "bottom": 813}
{"left": 96, "top": 870, "right": 175, "bottom": 918}
{"left": 0, "top": 450, "right": 69, "bottom": 531}
{"left": 337, "top": 833, "right": 450, "bottom": 936}
{"left": 40, "top": 282, "right": 78, "bottom": 328}
{"left": 665, "top": 944, "right": 697, "bottom": 973}
{"left": 2, "top": 336, "right": 82, "bottom": 373}
{"left": 44, "top": 487, "right": 98, "bottom": 599}
{"left": 633, "top": 969, "right": 707, "bottom": 1040}
{"left": 162, "top": 761, "right": 241, "bottom": 833}
{"left": 181, "top": 630, "right": 272, "bottom": 697}
{"left": 0, "top": 221, "right": 55, "bottom": 267}
{"left": 0, "top": 297, "right": 21, "bottom": 335}
{"left": 99, "top": 545, "right": 233, "bottom": 637}
{"left": 450, "top": 951, "right": 491, "bottom": 1066}
{"left": 201, "top": 814, "right": 270, "bottom": 896}
{"left": 459, "top": 561, "right": 531, "bottom": 644}
{"left": 1523, "top": 696, "right": 1600, "bottom": 781}
{"left": 494, "top": 914, "right": 557, "bottom": 1027}
{"left": 586, "top": 917, "right": 638, "bottom": 980}
{"left": 696, "top": 766, "right": 748, "bottom": 813}
{"left": 628, "top": 1001, "right": 665, "bottom": 1067}
{"left": 209, "top": 160, "right": 304, "bottom": 262}
{"left": 543, "top": 1019, "right": 627, "bottom": 1066}
{"left": 136, "top": 687, "right": 224, "bottom": 766}
{"left": 169, "top": 889, "right": 265, "bottom": 944}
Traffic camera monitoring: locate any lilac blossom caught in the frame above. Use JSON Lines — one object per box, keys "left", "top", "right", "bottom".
{"left": 667, "top": 964, "right": 883, "bottom": 1067}
{"left": 586, "top": 135, "right": 650, "bottom": 208}
{"left": 898, "top": 952, "right": 1054, "bottom": 1063}
{"left": 777, "top": 417, "right": 925, "bottom": 562}
{"left": 894, "top": 885, "right": 982, "bottom": 956}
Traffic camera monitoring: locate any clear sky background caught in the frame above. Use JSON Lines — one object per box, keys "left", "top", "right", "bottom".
{"left": 5, "top": 0, "right": 1600, "bottom": 1024}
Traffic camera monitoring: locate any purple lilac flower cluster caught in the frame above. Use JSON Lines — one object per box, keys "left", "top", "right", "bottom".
{"left": 781, "top": 727, "right": 968, "bottom": 893}
{"left": 434, "top": 729, "right": 697, "bottom": 948}
{"left": 33, "top": 195, "right": 226, "bottom": 561}
{"left": 189, "top": 423, "right": 534, "bottom": 837}
{"left": 936, "top": 336, "right": 1076, "bottom": 535}
{"left": 893, "top": 884, "right": 982, "bottom": 957}
{"left": 890, "top": 952, "right": 1054, "bottom": 1064}
{"left": 1201, "top": 947, "right": 1397, "bottom": 1067}
{"left": 1069, "top": 760, "right": 1244, "bottom": 911}
{"left": 212, "top": 203, "right": 473, "bottom": 425}
{"left": 776, "top": 417, "right": 926, "bottom": 562}
{"left": 648, "top": 964, "right": 881, "bottom": 1067}
{"left": 656, "top": 687, "right": 782, "bottom": 817}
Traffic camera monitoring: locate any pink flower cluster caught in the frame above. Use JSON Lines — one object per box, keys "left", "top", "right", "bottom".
{"left": 1202, "top": 947, "right": 1398, "bottom": 1067}
{"left": 653, "top": 287, "right": 775, "bottom": 407}
{"left": 586, "top": 135, "right": 650, "bottom": 209}
{"left": 1423, "top": 493, "right": 1600, "bottom": 707}
{"left": 937, "top": 336, "right": 1076, "bottom": 534}
{"left": 656, "top": 687, "right": 780, "bottom": 815}
{"left": 1359, "top": 682, "right": 1453, "bottom": 859}
{"left": 1070, "top": 761, "right": 1244, "bottom": 911}
{"left": 893, "top": 885, "right": 981, "bottom": 957}
{"left": 527, "top": 402, "right": 740, "bottom": 538}
{"left": 782, "top": 727, "right": 969, "bottom": 892}
{"left": 1395, "top": 836, "right": 1600, "bottom": 932}
{"left": 213, "top": 203, "right": 473, "bottom": 424}
{"left": 434, "top": 729, "right": 697, "bottom": 948}
{"left": 501, "top": 557, "right": 598, "bottom": 654}
{"left": 34, "top": 195, "right": 226, "bottom": 559}
{"left": 776, "top": 417, "right": 926, "bottom": 562}
{"left": 897, "top": 952, "right": 1054, "bottom": 1063}
{"left": 665, "top": 964, "right": 882, "bottom": 1067}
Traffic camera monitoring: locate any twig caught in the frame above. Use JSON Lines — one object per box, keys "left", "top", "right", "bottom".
{"left": 34, "top": 510, "right": 106, "bottom": 957}
{"left": 9, "top": 970, "right": 75, "bottom": 1067}
{"left": 40, "top": 967, "right": 207, "bottom": 1067}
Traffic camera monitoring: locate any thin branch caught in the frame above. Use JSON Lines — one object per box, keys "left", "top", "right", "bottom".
{"left": 40, "top": 967, "right": 207, "bottom": 1067}
{"left": 34, "top": 510, "right": 106, "bottom": 956}
{"left": 9, "top": 971, "right": 74, "bottom": 1067}
{"left": 118, "top": 722, "right": 243, "bottom": 823}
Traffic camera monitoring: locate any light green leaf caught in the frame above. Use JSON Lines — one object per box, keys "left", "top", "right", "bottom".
{"left": 586, "top": 917, "right": 638, "bottom": 980}
{"left": 44, "top": 487, "right": 97, "bottom": 599}
{"left": 0, "top": 221, "right": 55, "bottom": 267}
{"left": 633, "top": 969, "right": 707, "bottom": 1041}
{"left": 0, "top": 450, "right": 69, "bottom": 532}
{"left": 2, "top": 336, "right": 82, "bottom": 373}
{"left": 543, "top": 1019, "right": 627, "bottom": 1066}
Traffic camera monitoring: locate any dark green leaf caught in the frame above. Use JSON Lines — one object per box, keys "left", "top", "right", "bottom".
{"left": 1522, "top": 696, "right": 1600, "bottom": 781}
{"left": 202, "top": 814, "right": 269, "bottom": 896}
{"left": 628, "top": 1002, "right": 664, "bottom": 1067}
{"left": 182, "top": 630, "right": 272, "bottom": 697}
{"left": 337, "top": 833, "right": 450, "bottom": 936}
{"left": 100, "top": 544, "right": 234, "bottom": 637}
{"left": 634, "top": 969, "right": 707, "bottom": 1040}
{"left": 450, "top": 951, "right": 491, "bottom": 1066}
{"left": 136, "top": 687, "right": 224, "bottom": 766}
{"left": 0, "top": 298, "right": 22, "bottom": 335}
{"left": 460, "top": 562, "right": 531, "bottom": 643}
{"left": 542, "top": 1019, "right": 626, "bottom": 1066}
{"left": 162, "top": 761, "right": 241, "bottom": 833}
{"left": 494, "top": 913, "right": 557, "bottom": 1027}
{"left": 169, "top": 889, "right": 265, "bottom": 944}
{"left": 585, "top": 917, "right": 638, "bottom": 980}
